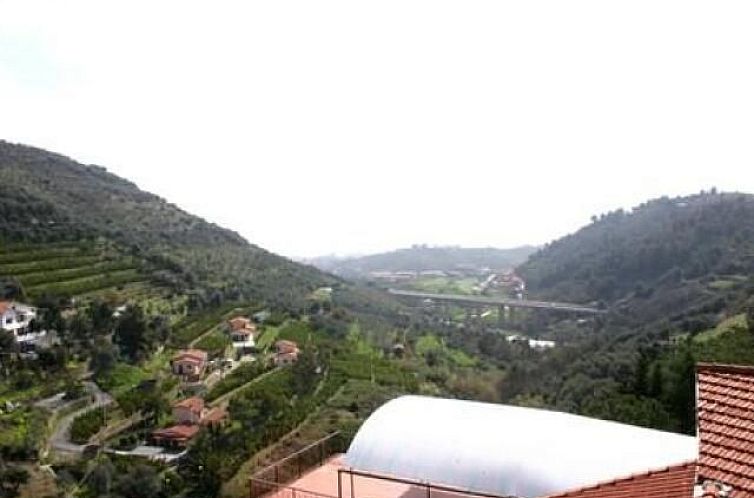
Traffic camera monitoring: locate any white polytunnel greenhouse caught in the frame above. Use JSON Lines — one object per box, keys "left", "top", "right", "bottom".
{"left": 343, "top": 396, "right": 697, "bottom": 498}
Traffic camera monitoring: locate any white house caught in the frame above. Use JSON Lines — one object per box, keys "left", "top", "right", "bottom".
{"left": 0, "top": 300, "right": 37, "bottom": 338}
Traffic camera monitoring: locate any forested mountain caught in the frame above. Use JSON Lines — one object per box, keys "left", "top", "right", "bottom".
{"left": 519, "top": 192, "right": 754, "bottom": 303}
{"left": 0, "top": 140, "right": 332, "bottom": 311}
{"left": 491, "top": 191, "right": 754, "bottom": 434}
{"left": 309, "top": 244, "right": 536, "bottom": 277}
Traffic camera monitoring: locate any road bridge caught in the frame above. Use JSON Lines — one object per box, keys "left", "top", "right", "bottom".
{"left": 388, "top": 289, "right": 606, "bottom": 315}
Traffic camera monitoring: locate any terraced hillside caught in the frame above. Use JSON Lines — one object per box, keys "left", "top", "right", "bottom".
{"left": 0, "top": 139, "right": 333, "bottom": 312}
{"left": 0, "top": 240, "right": 148, "bottom": 299}
{"left": 0, "top": 240, "right": 152, "bottom": 299}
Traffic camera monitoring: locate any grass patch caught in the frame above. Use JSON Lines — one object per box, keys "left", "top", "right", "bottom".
{"left": 406, "top": 276, "right": 479, "bottom": 295}
{"left": 194, "top": 329, "right": 231, "bottom": 358}
{"left": 206, "top": 362, "right": 269, "bottom": 402}
{"left": 256, "top": 325, "right": 281, "bottom": 351}
{"left": 694, "top": 314, "right": 747, "bottom": 343}
{"left": 96, "top": 363, "right": 147, "bottom": 394}
{"left": 0, "top": 407, "right": 48, "bottom": 459}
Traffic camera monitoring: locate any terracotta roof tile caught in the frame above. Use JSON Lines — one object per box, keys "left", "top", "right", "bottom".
{"left": 152, "top": 424, "right": 200, "bottom": 440}
{"left": 544, "top": 461, "right": 696, "bottom": 498}
{"left": 229, "top": 317, "right": 255, "bottom": 331}
{"left": 201, "top": 407, "right": 228, "bottom": 425}
{"left": 697, "top": 363, "right": 754, "bottom": 496}
{"left": 173, "top": 396, "right": 205, "bottom": 414}
{"left": 275, "top": 340, "right": 298, "bottom": 354}
{"left": 173, "top": 349, "right": 208, "bottom": 363}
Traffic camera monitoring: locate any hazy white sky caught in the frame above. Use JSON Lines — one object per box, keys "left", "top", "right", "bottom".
{"left": 1, "top": 1, "right": 753, "bottom": 258}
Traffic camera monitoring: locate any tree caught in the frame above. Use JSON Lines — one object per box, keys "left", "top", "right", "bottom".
{"left": 667, "top": 349, "right": 697, "bottom": 434}
{"left": 746, "top": 300, "right": 754, "bottom": 333}
{"left": 36, "top": 295, "right": 65, "bottom": 332}
{"left": 292, "top": 348, "right": 319, "bottom": 395}
{"left": 648, "top": 363, "right": 664, "bottom": 398}
{"left": 0, "top": 330, "right": 15, "bottom": 356}
{"left": 113, "top": 306, "right": 149, "bottom": 362}
{"left": 0, "top": 459, "right": 29, "bottom": 498}
{"left": 90, "top": 340, "right": 117, "bottom": 377}
{"left": 88, "top": 299, "right": 114, "bottom": 335}
{"left": 179, "top": 432, "right": 227, "bottom": 498}
{"left": 69, "top": 313, "right": 93, "bottom": 346}
{"left": 112, "top": 463, "right": 163, "bottom": 498}
{"left": 88, "top": 458, "right": 115, "bottom": 496}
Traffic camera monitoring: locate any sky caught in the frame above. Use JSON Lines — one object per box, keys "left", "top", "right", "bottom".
{"left": 1, "top": 1, "right": 753, "bottom": 258}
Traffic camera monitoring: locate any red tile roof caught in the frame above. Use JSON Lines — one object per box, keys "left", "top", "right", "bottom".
{"left": 229, "top": 316, "right": 253, "bottom": 331}
{"left": 275, "top": 340, "right": 298, "bottom": 354}
{"left": 544, "top": 461, "right": 696, "bottom": 498}
{"left": 152, "top": 423, "right": 200, "bottom": 441}
{"left": 173, "top": 349, "right": 208, "bottom": 363}
{"left": 0, "top": 300, "right": 11, "bottom": 315}
{"left": 173, "top": 396, "right": 205, "bottom": 414}
{"left": 201, "top": 407, "right": 228, "bottom": 426}
{"left": 697, "top": 363, "right": 754, "bottom": 498}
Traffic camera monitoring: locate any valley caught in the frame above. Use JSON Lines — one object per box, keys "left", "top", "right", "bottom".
{"left": 1, "top": 142, "right": 754, "bottom": 498}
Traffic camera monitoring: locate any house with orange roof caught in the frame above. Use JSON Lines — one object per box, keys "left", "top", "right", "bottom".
{"left": 274, "top": 340, "right": 299, "bottom": 366}
{"left": 153, "top": 397, "right": 228, "bottom": 447}
{"left": 171, "top": 349, "right": 208, "bottom": 380}
{"left": 151, "top": 423, "right": 200, "bottom": 448}
{"left": 172, "top": 396, "right": 206, "bottom": 424}
{"left": 230, "top": 327, "right": 256, "bottom": 345}
{"left": 228, "top": 316, "right": 254, "bottom": 332}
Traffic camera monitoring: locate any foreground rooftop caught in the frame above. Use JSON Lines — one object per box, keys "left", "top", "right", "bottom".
{"left": 258, "top": 362, "right": 754, "bottom": 498}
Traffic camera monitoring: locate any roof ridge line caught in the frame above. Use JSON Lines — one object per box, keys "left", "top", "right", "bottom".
{"left": 697, "top": 363, "right": 754, "bottom": 375}
{"left": 543, "top": 461, "right": 697, "bottom": 498}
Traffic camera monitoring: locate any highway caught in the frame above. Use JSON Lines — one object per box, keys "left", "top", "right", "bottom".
{"left": 388, "top": 289, "right": 606, "bottom": 314}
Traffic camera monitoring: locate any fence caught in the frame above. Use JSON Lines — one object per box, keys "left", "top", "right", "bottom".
{"left": 250, "top": 431, "right": 350, "bottom": 498}
{"left": 335, "top": 469, "right": 515, "bottom": 498}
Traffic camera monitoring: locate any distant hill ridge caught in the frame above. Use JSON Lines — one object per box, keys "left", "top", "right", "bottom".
{"left": 307, "top": 244, "right": 537, "bottom": 277}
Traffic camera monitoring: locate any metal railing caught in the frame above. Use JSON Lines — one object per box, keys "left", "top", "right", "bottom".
{"left": 336, "top": 468, "right": 515, "bottom": 498}
{"left": 250, "top": 432, "right": 350, "bottom": 498}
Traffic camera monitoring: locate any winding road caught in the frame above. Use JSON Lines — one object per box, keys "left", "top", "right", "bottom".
{"left": 48, "top": 381, "right": 113, "bottom": 454}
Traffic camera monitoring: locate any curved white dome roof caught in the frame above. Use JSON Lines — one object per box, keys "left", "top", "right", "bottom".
{"left": 344, "top": 396, "right": 697, "bottom": 498}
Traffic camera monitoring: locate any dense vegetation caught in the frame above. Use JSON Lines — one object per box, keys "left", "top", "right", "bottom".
{"left": 519, "top": 191, "right": 754, "bottom": 303}
{"left": 485, "top": 191, "right": 754, "bottom": 433}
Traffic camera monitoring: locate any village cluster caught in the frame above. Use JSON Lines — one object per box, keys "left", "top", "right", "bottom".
{"left": 159, "top": 315, "right": 301, "bottom": 448}
{"left": 0, "top": 301, "right": 302, "bottom": 453}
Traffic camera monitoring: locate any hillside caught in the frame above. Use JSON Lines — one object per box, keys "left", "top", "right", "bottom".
{"left": 3, "top": 140, "right": 754, "bottom": 497}
{"left": 0, "top": 140, "right": 332, "bottom": 311}
{"left": 518, "top": 191, "right": 754, "bottom": 304}
{"left": 494, "top": 191, "right": 754, "bottom": 434}
{"left": 0, "top": 141, "right": 424, "bottom": 498}
{"left": 309, "top": 244, "right": 536, "bottom": 277}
